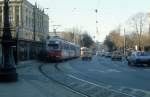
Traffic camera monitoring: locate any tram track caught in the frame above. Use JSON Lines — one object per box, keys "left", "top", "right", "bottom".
{"left": 55, "top": 59, "right": 150, "bottom": 97}
{"left": 55, "top": 63, "right": 136, "bottom": 97}
{"left": 38, "top": 62, "right": 136, "bottom": 97}
{"left": 38, "top": 63, "right": 90, "bottom": 97}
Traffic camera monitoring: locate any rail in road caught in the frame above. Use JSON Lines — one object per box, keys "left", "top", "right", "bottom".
{"left": 39, "top": 63, "right": 90, "bottom": 97}
{"left": 38, "top": 62, "right": 135, "bottom": 97}
{"left": 59, "top": 57, "right": 150, "bottom": 97}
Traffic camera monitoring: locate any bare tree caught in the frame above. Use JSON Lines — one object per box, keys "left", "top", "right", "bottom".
{"left": 128, "top": 12, "right": 148, "bottom": 50}
{"left": 103, "top": 35, "right": 116, "bottom": 51}
{"left": 109, "top": 30, "right": 124, "bottom": 49}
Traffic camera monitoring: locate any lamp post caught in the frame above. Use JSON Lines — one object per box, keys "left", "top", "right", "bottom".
{"left": 0, "top": 0, "right": 18, "bottom": 82}
{"left": 15, "top": 26, "right": 20, "bottom": 65}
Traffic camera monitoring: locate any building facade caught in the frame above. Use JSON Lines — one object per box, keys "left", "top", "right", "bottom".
{"left": 0, "top": 0, "right": 49, "bottom": 41}
{"left": 0, "top": 0, "right": 49, "bottom": 62}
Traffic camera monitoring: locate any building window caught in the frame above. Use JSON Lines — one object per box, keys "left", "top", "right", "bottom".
{"left": 0, "top": 6, "right": 2, "bottom": 26}
{"left": 9, "top": 6, "right": 13, "bottom": 26}
{"left": 26, "top": 8, "right": 28, "bottom": 27}
{"left": 15, "top": 6, "right": 19, "bottom": 26}
{"left": 0, "top": 6, "right": 2, "bottom": 37}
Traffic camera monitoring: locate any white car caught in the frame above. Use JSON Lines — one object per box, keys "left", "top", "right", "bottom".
{"left": 127, "top": 51, "right": 150, "bottom": 66}
{"left": 111, "top": 51, "right": 122, "bottom": 60}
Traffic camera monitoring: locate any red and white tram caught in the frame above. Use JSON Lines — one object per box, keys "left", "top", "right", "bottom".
{"left": 45, "top": 36, "right": 80, "bottom": 60}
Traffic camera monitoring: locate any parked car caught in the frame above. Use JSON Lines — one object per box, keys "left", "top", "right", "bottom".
{"left": 104, "top": 52, "right": 112, "bottom": 57}
{"left": 96, "top": 51, "right": 101, "bottom": 56}
{"left": 111, "top": 51, "right": 122, "bottom": 60}
{"left": 96, "top": 51, "right": 105, "bottom": 57}
{"left": 101, "top": 52, "right": 105, "bottom": 56}
{"left": 127, "top": 51, "right": 150, "bottom": 66}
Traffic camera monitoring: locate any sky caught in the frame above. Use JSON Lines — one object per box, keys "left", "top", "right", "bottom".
{"left": 29, "top": 0, "right": 150, "bottom": 42}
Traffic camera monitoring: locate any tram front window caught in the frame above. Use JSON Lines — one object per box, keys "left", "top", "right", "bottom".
{"left": 48, "top": 44, "right": 59, "bottom": 50}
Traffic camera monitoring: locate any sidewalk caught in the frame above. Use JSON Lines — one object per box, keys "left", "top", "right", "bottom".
{"left": 0, "top": 60, "right": 84, "bottom": 97}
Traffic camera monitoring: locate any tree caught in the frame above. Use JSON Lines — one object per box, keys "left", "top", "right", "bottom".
{"left": 103, "top": 27, "right": 124, "bottom": 51}
{"left": 109, "top": 30, "right": 124, "bottom": 48}
{"left": 103, "top": 35, "right": 116, "bottom": 51}
{"left": 60, "top": 31, "right": 74, "bottom": 42}
{"left": 61, "top": 28, "right": 95, "bottom": 48}
{"left": 127, "top": 12, "right": 148, "bottom": 50}
{"left": 67, "top": 27, "right": 83, "bottom": 44}
{"left": 80, "top": 33, "right": 94, "bottom": 48}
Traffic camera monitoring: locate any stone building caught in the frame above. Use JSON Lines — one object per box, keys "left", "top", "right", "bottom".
{"left": 0, "top": 0, "right": 49, "bottom": 62}
{"left": 0, "top": 0, "right": 49, "bottom": 41}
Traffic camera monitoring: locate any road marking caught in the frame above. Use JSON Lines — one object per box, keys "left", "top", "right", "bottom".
{"left": 144, "top": 69, "right": 150, "bottom": 72}
{"left": 107, "top": 69, "right": 121, "bottom": 73}
{"left": 88, "top": 69, "right": 105, "bottom": 73}
{"left": 88, "top": 69, "right": 121, "bottom": 73}
{"left": 67, "top": 74, "right": 135, "bottom": 97}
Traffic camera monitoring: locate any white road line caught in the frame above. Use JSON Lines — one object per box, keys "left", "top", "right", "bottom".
{"left": 107, "top": 69, "right": 121, "bottom": 73}
{"left": 88, "top": 69, "right": 105, "bottom": 73}
{"left": 88, "top": 69, "right": 121, "bottom": 73}
{"left": 67, "top": 74, "right": 135, "bottom": 97}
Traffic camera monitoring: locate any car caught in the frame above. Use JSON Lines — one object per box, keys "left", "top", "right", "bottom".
{"left": 96, "top": 51, "right": 102, "bottom": 56}
{"left": 104, "top": 52, "right": 112, "bottom": 57}
{"left": 127, "top": 51, "right": 150, "bottom": 66}
{"left": 111, "top": 51, "right": 122, "bottom": 60}
{"left": 101, "top": 52, "right": 105, "bottom": 56}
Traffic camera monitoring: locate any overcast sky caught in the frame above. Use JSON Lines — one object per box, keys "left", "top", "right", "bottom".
{"left": 29, "top": 0, "right": 150, "bottom": 42}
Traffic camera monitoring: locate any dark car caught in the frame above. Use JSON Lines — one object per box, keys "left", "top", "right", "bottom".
{"left": 127, "top": 51, "right": 150, "bottom": 66}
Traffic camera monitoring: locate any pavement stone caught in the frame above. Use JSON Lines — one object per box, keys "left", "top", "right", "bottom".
{"left": 0, "top": 60, "right": 84, "bottom": 97}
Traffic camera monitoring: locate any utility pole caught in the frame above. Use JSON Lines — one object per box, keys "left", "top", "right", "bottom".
{"left": 72, "top": 8, "right": 77, "bottom": 44}
{"left": 124, "top": 28, "right": 126, "bottom": 57}
{"left": 95, "top": 9, "right": 99, "bottom": 42}
{"left": 52, "top": 25, "right": 61, "bottom": 36}
{"left": 148, "top": 12, "right": 150, "bottom": 44}
{"left": 53, "top": 28, "right": 56, "bottom": 36}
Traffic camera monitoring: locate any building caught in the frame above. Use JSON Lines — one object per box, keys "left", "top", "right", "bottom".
{"left": 0, "top": 0, "right": 49, "bottom": 41}
{"left": 0, "top": 0, "right": 49, "bottom": 62}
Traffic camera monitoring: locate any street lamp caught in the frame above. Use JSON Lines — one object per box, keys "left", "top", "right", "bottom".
{"left": 15, "top": 26, "right": 20, "bottom": 65}
{"left": 0, "top": 0, "right": 18, "bottom": 82}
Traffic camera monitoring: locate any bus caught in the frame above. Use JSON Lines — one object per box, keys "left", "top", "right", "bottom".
{"left": 80, "top": 47, "right": 92, "bottom": 60}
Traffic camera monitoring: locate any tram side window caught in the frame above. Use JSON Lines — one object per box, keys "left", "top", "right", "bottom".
{"left": 73, "top": 46, "right": 75, "bottom": 50}
{"left": 71, "top": 45, "right": 74, "bottom": 50}
{"left": 68, "top": 44, "right": 71, "bottom": 50}
{"left": 67, "top": 44, "right": 70, "bottom": 50}
{"left": 64, "top": 43, "right": 67, "bottom": 50}
{"left": 70, "top": 45, "right": 72, "bottom": 50}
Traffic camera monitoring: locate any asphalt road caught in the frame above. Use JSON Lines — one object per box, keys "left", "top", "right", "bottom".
{"left": 56, "top": 56, "right": 150, "bottom": 97}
